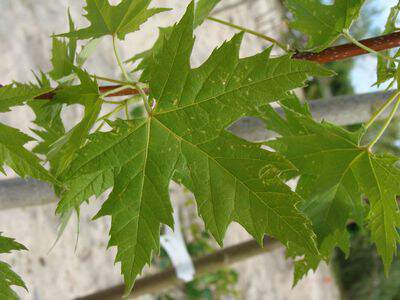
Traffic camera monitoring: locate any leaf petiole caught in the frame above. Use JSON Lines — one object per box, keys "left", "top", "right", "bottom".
{"left": 112, "top": 35, "right": 131, "bottom": 82}
{"left": 367, "top": 91, "right": 400, "bottom": 150}
{"left": 365, "top": 90, "right": 400, "bottom": 129}
{"left": 129, "top": 83, "right": 151, "bottom": 115}
{"left": 93, "top": 75, "right": 130, "bottom": 85}
{"left": 98, "top": 104, "right": 125, "bottom": 121}
{"left": 111, "top": 36, "right": 151, "bottom": 115}
{"left": 207, "top": 16, "right": 288, "bottom": 52}
{"left": 124, "top": 100, "right": 130, "bottom": 120}
{"left": 98, "top": 96, "right": 140, "bottom": 121}
{"left": 57, "top": 72, "right": 130, "bottom": 85}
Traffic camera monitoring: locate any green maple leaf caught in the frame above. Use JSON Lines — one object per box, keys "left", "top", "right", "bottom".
{"left": 56, "top": 169, "right": 115, "bottom": 216}
{"left": 48, "top": 100, "right": 101, "bottom": 176}
{"left": 194, "top": 0, "right": 222, "bottom": 27}
{"left": 50, "top": 11, "right": 100, "bottom": 83}
{"left": 48, "top": 68, "right": 104, "bottom": 244}
{"left": 29, "top": 99, "right": 65, "bottom": 157}
{"left": 263, "top": 97, "right": 400, "bottom": 274}
{"left": 57, "top": 0, "right": 169, "bottom": 40}
{"left": 76, "top": 39, "right": 102, "bottom": 67}
{"left": 49, "top": 11, "right": 77, "bottom": 81}
{"left": 129, "top": 26, "right": 173, "bottom": 82}
{"left": 49, "top": 38, "right": 74, "bottom": 81}
{"left": 28, "top": 72, "right": 65, "bottom": 157}
{"left": 126, "top": 0, "right": 222, "bottom": 81}
{"left": 53, "top": 68, "right": 99, "bottom": 106}
{"left": 0, "top": 234, "right": 28, "bottom": 299}
{"left": 285, "top": 0, "right": 365, "bottom": 51}
{"left": 29, "top": 24, "right": 86, "bottom": 170}
{"left": 49, "top": 68, "right": 102, "bottom": 175}
{"left": 0, "top": 83, "right": 53, "bottom": 113}
{"left": 0, "top": 123, "right": 56, "bottom": 184}
{"left": 269, "top": 117, "right": 365, "bottom": 243}
{"left": 59, "top": 3, "right": 332, "bottom": 292}
{"left": 56, "top": 128, "right": 118, "bottom": 216}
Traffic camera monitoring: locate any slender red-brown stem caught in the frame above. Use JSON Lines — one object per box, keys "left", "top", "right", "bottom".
{"left": 23, "top": 31, "right": 400, "bottom": 100}
{"left": 293, "top": 31, "right": 400, "bottom": 63}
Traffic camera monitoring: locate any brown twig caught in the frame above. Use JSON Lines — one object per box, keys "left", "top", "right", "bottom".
{"left": 26, "top": 31, "right": 400, "bottom": 100}
{"left": 293, "top": 31, "right": 400, "bottom": 63}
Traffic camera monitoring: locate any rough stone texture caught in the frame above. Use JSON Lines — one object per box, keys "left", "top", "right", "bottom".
{"left": 0, "top": 1, "right": 340, "bottom": 299}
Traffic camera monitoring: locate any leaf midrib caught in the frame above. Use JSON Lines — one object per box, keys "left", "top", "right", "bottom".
{"left": 127, "top": 119, "right": 151, "bottom": 281}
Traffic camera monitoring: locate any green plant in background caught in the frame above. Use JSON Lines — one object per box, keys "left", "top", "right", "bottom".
{"left": 2, "top": 0, "right": 400, "bottom": 298}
